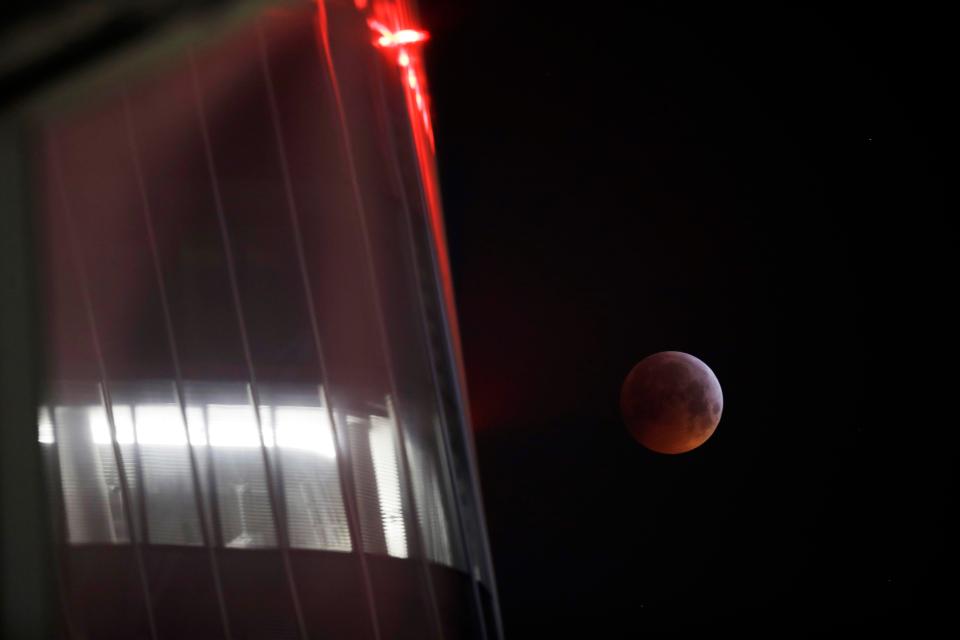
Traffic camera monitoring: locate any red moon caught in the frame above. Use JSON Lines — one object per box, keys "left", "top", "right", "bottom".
{"left": 620, "top": 351, "right": 723, "bottom": 454}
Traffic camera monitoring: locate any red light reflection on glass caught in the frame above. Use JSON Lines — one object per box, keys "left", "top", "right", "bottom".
{"left": 366, "top": 17, "right": 434, "bottom": 151}
{"left": 357, "top": 1, "right": 469, "bottom": 435}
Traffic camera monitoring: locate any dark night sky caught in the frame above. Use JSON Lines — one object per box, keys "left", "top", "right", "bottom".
{"left": 420, "top": 1, "right": 952, "bottom": 634}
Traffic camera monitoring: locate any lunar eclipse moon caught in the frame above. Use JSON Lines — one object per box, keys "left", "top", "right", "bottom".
{"left": 620, "top": 351, "right": 723, "bottom": 454}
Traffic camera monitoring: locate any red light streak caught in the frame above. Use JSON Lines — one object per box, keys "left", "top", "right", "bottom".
{"left": 357, "top": 2, "right": 474, "bottom": 446}
{"left": 362, "top": 8, "right": 451, "bottom": 353}
{"left": 366, "top": 16, "right": 434, "bottom": 150}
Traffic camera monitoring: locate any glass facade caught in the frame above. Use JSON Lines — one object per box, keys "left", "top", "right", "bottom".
{"left": 21, "top": 1, "right": 501, "bottom": 638}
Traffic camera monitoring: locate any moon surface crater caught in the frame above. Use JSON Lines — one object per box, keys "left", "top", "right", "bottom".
{"left": 620, "top": 351, "right": 723, "bottom": 454}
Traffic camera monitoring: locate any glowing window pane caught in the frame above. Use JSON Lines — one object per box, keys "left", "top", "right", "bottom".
{"left": 38, "top": 406, "right": 55, "bottom": 443}
{"left": 274, "top": 406, "right": 336, "bottom": 457}
{"left": 370, "top": 415, "right": 407, "bottom": 558}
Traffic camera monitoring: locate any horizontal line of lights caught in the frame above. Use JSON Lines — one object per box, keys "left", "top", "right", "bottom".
{"left": 42, "top": 401, "right": 411, "bottom": 557}
{"left": 40, "top": 404, "right": 338, "bottom": 457}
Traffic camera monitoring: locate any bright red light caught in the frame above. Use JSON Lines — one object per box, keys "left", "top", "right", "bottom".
{"left": 368, "top": 19, "right": 429, "bottom": 48}
{"left": 381, "top": 29, "right": 429, "bottom": 47}
{"left": 366, "top": 16, "right": 434, "bottom": 144}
